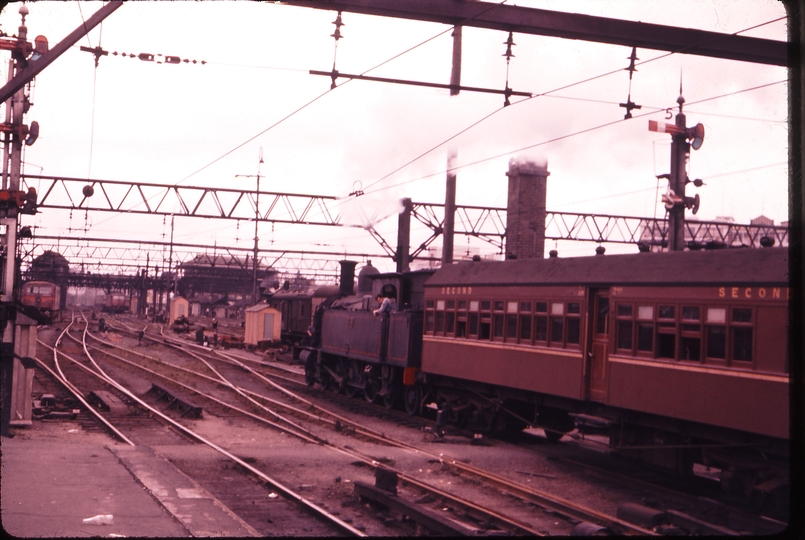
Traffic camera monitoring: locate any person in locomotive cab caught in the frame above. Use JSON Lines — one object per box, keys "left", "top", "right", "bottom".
{"left": 373, "top": 294, "right": 396, "bottom": 316}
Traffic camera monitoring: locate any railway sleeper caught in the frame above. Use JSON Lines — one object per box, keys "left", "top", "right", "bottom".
{"left": 145, "top": 383, "right": 204, "bottom": 419}
{"left": 353, "top": 481, "right": 480, "bottom": 536}
{"left": 87, "top": 390, "right": 130, "bottom": 415}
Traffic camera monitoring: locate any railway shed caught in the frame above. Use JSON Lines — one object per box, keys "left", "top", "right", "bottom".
{"left": 169, "top": 296, "right": 189, "bottom": 323}
{"left": 244, "top": 304, "right": 282, "bottom": 348}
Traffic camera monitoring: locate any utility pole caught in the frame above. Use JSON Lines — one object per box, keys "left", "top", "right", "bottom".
{"left": 165, "top": 213, "right": 174, "bottom": 321}
{"left": 649, "top": 86, "right": 705, "bottom": 251}
{"left": 0, "top": 1, "right": 122, "bottom": 437}
{"left": 236, "top": 148, "right": 264, "bottom": 305}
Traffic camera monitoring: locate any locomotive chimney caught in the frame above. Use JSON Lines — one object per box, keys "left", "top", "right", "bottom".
{"left": 338, "top": 260, "right": 357, "bottom": 296}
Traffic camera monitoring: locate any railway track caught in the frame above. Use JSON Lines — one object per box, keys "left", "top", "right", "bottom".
{"left": 72, "top": 314, "right": 787, "bottom": 536}
{"left": 102, "top": 317, "right": 661, "bottom": 535}
{"left": 138, "top": 326, "right": 787, "bottom": 534}
{"left": 37, "top": 314, "right": 366, "bottom": 537}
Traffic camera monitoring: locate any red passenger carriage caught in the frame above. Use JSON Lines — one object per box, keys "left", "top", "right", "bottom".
{"left": 418, "top": 247, "right": 789, "bottom": 498}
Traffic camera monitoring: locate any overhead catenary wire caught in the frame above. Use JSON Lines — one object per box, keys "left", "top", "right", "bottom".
{"left": 48, "top": 7, "right": 786, "bottom": 248}
{"left": 354, "top": 15, "right": 786, "bottom": 198}
{"left": 357, "top": 79, "right": 787, "bottom": 198}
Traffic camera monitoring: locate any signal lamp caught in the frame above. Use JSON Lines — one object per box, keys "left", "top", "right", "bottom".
{"left": 24, "top": 121, "right": 39, "bottom": 145}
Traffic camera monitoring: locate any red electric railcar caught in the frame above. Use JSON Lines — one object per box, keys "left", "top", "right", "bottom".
{"left": 20, "top": 280, "right": 61, "bottom": 323}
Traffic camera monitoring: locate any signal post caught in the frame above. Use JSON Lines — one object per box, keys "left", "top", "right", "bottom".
{"left": 649, "top": 92, "right": 705, "bottom": 251}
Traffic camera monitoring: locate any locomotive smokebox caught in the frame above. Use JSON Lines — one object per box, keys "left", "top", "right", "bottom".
{"left": 338, "top": 260, "right": 357, "bottom": 296}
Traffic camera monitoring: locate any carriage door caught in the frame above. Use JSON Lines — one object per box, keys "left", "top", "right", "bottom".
{"left": 588, "top": 292, "right": 610, "bottom": 402}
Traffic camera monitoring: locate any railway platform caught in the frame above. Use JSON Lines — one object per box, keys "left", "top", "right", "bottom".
{"left": 1, "top": 420, "right": 259, "bottom": 537}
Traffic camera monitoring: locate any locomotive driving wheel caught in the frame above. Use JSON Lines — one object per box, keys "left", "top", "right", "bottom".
{"left": 344, "top": 360, "right": 360, "bottom": 398}
{"left": 382, "top": 369, "right": 398, "bottom": 410}
{"left": 404, "top": 384, "right": 421, "bottom": 416}
{"left": 364, "top": 366, "right": 381, "bottom": 404}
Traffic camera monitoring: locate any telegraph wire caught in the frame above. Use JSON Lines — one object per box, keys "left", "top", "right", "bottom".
{"left": 360, "top": 79, "right": 786, "bottom": 197}
{"left": 355, "top": 15, "right": 786, "bottom": 196}
{"left": 88, "top": 0, "right": 513, "bottom": 230}
{"left": 173, "top": 0, "right": 512, "bottom": 187}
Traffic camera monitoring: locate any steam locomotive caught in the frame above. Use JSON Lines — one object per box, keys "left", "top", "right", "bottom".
{"left": 299, "top": 248, "right": 790, "bottom": 500}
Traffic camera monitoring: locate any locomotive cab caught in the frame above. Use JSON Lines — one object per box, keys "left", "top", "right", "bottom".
{"left": 304, "top": 261, "right": 433, "bottom": 409}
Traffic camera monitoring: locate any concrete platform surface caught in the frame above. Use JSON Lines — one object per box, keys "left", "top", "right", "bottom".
{"left": 109, "top": 445, "right": 260, "bottom": 537}
{"left": 1, "top": 421, "right": 257, "bottom": 537}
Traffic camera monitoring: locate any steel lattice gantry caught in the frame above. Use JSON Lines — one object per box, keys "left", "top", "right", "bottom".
{"left": 22, "top": 175, "right": 789, "bottom": 269}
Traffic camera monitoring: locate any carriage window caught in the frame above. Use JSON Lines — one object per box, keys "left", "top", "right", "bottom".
{"left": 535, "top": 302, "right": 548, "bottom": 342}
{"left": 446, "top": 300, "right": 455, "bottom": 309}
{"left": 635, "top": 305, "right": 655, "bottom": 355}
{"left": 637, "top": 323, "right": 653, "bottom": 352}
{"left": 426, "top": 299, "right": 434, "bottom": 309}
{"left": 551, "top": 316, "right": 564, "bottom": 345}
{"left": 680, "top": 306, "right": 702, "bottom": 362}
{"left": 616, "top": 303, "right": 633, "bottom": 350}
{"left": 706, "top": 307, "right": 726, "bottom": 360}
{"left": 479, "top": 301, "right": 491, "bottom": 340}
{"left": 493, "top": 313, "right": 505, "bottom": 338}
{"left": 468, "top": 312, "right": 479, "bottom": 336}
{"left": 507, "top": 301, "right": 518, "bottom": 313}
{"left": 550, "top": 302, "right": 565, "bottom": 345}
{"left": 456, "top": 301, "right": 467, "bottom": 337}
{"left": 656, "top": 305, "right": 676, "bottom": 359}
{"left": 566, "top": 302, "right": 581, "bottom": 345}
{"left": 470, "top": 300, "right": 479, "bottom": 311}
{"left": 456, "top": 319, "right": 466, "bottom": 337}
{"left": 732, "top": 308, "right": 753, "bottom": 362}
{"left": 435, "top": 311, "right": 445, "bottom": 333}
{"left": 596, "top": 297, "right": 609, "bottom": 334}
{"left": 707, "top": 325, "right": 726, "bottom": 359}
{"left": 506, "top": 314, "right": 518, "bottom": 339}
{"left": 445, "top": 311, "right": 455, "bottom": 334}
{"left": 519, "top": 314, "right": 532, "bottom": 341}
{"left": 520, "top": 301, "right": 532, "bottom": 312}
{"left": 426, "top": 311, "right": 435, "bottom": 333}
{"left": 437, "top": 300, "right": 445, "bottom": 310}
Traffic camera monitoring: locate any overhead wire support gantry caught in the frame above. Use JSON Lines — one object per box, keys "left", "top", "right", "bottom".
{"left": 22, "top": 174, "right": 789, "bottom": 260}
{"left": 281, "top": 0, "right": 786, "bottom": 67}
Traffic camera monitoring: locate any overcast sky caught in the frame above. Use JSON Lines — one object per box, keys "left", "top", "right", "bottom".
{"left": 0, "top": 0, "right": 788, "bottom": 275}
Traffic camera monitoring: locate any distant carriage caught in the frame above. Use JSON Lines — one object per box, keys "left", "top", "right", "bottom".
{"left": 267, "top": 284, "right": 341, "bottom": 344}
{"left": 20, "top": 281, "right": 60, "bottom": 323}
{"left": 102, "top": 291, "right": 128, "bottom": 314}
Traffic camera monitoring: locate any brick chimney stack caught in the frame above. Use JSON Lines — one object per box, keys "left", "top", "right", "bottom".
{"left": 506, "top": 159, "right": 549, "bottom": 259}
